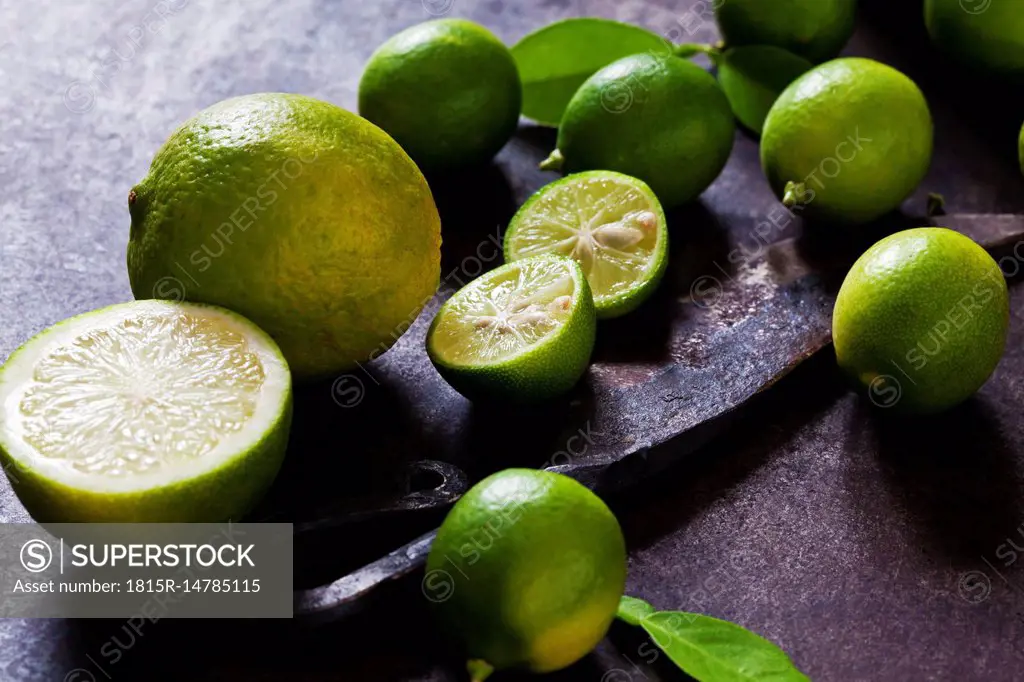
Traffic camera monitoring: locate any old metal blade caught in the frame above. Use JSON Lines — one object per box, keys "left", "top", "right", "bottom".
{"left": 293, "top": 214, "right": 1024, "bottom": 623}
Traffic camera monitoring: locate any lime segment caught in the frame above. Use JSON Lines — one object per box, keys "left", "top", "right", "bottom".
{"left": 0, "top": 300, "right": 292, "bottom": 522}
{"left": 428, "top": 255, "right": 596, "bottom": 402}
{"left": 431, "top": 259, "right": 574, "bottom": 365}
{"left": 504, "top": 171, "right": 668, "bottom": 318}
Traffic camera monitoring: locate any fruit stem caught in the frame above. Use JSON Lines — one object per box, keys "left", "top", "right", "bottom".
{"left": 539, "top": 149, "right": 565, "bottom": 172}
{"left": 927, "top": 192, "right": 947, "bottom": 218}
{"left": 673, "top": 42, "right": 715, "bottom": 59}
{"left": 782, "top": 181, "right": 807, "bottom": 210}
{"left": 467, "top": 659, "right": 495, "bottom": 682}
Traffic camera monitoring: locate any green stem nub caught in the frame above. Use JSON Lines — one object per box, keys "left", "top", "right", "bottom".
{"left": 782, "top": 181, "right": 807, "bottom": 210}
{"left": 673, "top": 42, "right": 716, "bottom": 59}
{"left": 927, "top": 192, "right": 947, "bottom": 218}
{"left": 539, "top": 149, "right": 565, "bottom": 172}
{"left": 467, "top": 659, "right": 495, "bottom": 682}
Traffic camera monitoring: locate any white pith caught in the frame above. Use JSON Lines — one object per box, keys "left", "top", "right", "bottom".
{"left": 507, "top": 175, "right": 663, "bottom": 303}
{"left": 433, "top": 258, "right": 578, "bottom": 366}
{"left": 0, "top": 301, "right": 290, "bottom": 494}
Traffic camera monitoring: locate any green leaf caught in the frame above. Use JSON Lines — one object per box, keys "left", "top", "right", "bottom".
{"left": 616, "top": 595, "right": 656, "bottom": 626}
{"left": 716, "top": 45, "right": 813, "bottom": 136}
{"left": 511, "top": 18, "right": 672, "bottom": 126}
{"left": 637, "top": 611, "right": 809, "bottom": 682}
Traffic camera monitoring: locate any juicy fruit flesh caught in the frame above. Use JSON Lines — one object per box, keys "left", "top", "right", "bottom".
{"left": 17, "top": 312, "right": 265, "bottom": 478}
{"left": 506, "top": 176, "right": 661, "bottom": 304}
{"left": 431, "top": 259, "right": 576, "bottom": 366}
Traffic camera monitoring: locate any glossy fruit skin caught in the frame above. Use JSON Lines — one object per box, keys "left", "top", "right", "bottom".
{"left": 761, "top": 58, "right": 933, "bottom": 225}
{"left": 426, "top": 469, "right": 627, "bottom": 674}
{"left": 359, "top": 19, "right": 522, "bottom": 172}
{"left": 833, "top": 228, "right": 1008, "bottom": 414}
{"left": 554, "top": 54, "right": 735, "bottom": 209}
{"left": 715, "top": 0, "right": 857, "bottom": 64}
{"left": 925, "top": 0, "right": 1024, "bottom": 78}
{"left": 427, "top": 256, "right": 596, "bottom": 403}
{"left": 127, "top": 93, "right": 442, "bottom": 379}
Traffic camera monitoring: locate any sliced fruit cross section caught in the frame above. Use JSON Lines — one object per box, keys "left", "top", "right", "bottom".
{"left": 504, "top": 171, "right": 669, "bottom": 318}
{"left": 0, "top": 300, "right": 292, "bottom": 522}
{"left": 427, "top": 255, "right": 596, "bottom": 403}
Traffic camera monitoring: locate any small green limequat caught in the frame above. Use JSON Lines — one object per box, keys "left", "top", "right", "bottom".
{"left": 542, "top": 53, "right": 735, "bottom": 209}
{"left": 359, "top": 19, "right": 522, "bottom": 172}
{"left": 715, "top": 0, "right": 857, "bottom": 64}
{"left": 761, "top": 58, "right": 933, "bottom": 225}
{"left": 504, "top": 171, "right": 669, "bottom": 319}
{"left": 426, "top": 468, "right": 627, "bottom": 681}
{"left": 427, "top": 255, "right": 596, "bottom": 403}
{"left": 833, "top": 228, "right": 1008, "bottom": 414}
{"left": 925, "top": 0, "right": 1024, "bottom": 78}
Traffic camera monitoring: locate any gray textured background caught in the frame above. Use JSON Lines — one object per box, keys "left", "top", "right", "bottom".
{"left": 2, "top": 0, "right": 1024, "bottom": 680}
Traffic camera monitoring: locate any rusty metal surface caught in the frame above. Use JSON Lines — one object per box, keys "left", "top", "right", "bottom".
{"left": 2, "top": 0, "right": 1024, "bottom": 680}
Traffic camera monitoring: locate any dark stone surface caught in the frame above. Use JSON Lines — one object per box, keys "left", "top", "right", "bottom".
{"left": 2, "top": 0, "right": 1024, "bottom": 680}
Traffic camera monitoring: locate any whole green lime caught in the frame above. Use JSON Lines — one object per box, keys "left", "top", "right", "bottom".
{"left": 715, "top": 0, "right": 857, "bottom": 64}
{"left": 543, "top": 54, "right": 735, "bottom": 208}
{"left": 761, "top": 58, "right": 933, "bottom": 225}
{"left": 425, "top": 468, "right": 627, "bottom": 679}
{"left": 925, "top": 0, "right": 1024, "bottom": 78}
{"left": 833, "top": 228, "right": 1008, "bottom": 414}
{"left": 359, "top": 19, "right": 521, "bottom": 172}
{"left": 127, "top": 93, "right": 441, "bottom": 380}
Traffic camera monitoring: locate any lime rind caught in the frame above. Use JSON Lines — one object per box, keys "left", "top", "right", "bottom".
{"left": 430, "top": 260, "right": 575, "bottom": 367}
{"left": 504, "top": 171, "right": 669, "bottom": 319}
{"left": 427, "top": 255, "right": 596, "bottom": 402}
{"left": 0, "top": 300, "right": 292, "bottom": 522}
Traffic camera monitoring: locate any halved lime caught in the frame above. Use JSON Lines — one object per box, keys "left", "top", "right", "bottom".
{"left": 0, "top": 300, "right": 292, "bottom": 522}
{"left": 427, "top": 255, "right": 596, "bottom": 402}
{"left": 504, "top": 171, "right": 668, "bottom": 318}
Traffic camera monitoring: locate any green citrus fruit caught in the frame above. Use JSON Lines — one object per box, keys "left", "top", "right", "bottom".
{"left": 0, "top": 300, "right": 292, "bottom": 522}
{"left": 425, "top": 468, "right": 627, "bottom": 679}
{"left": 833, "top": 228, "right": 1008, "bottom": 414}
{"left": 715, "top": 0, "right": 857, "bottom": 64}
{"left": 1019, "top": 120, "right": 1024, "bottom": 175}
{"left": 359, "top": 19, "right": 522, "bottom": 172}
{"left": 761, "top": 58, "right": 933, "bottom": 225}
{"left": 715, "top": 45, "right": 814, "bottom": 136}
{"left": 127, "top": 93, "right": 441, "bottom": 380}
{"left": 504, "top": 171, "right": 668, "bottom": 319}
{"left": 541, "top": 53, "right": 735, "bottom": 208}
{"left": 925, "top": 0, "right": 1024, "bottom": 78}
{"left": 427, "top": 255, "right": 596, "bottom": 403}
